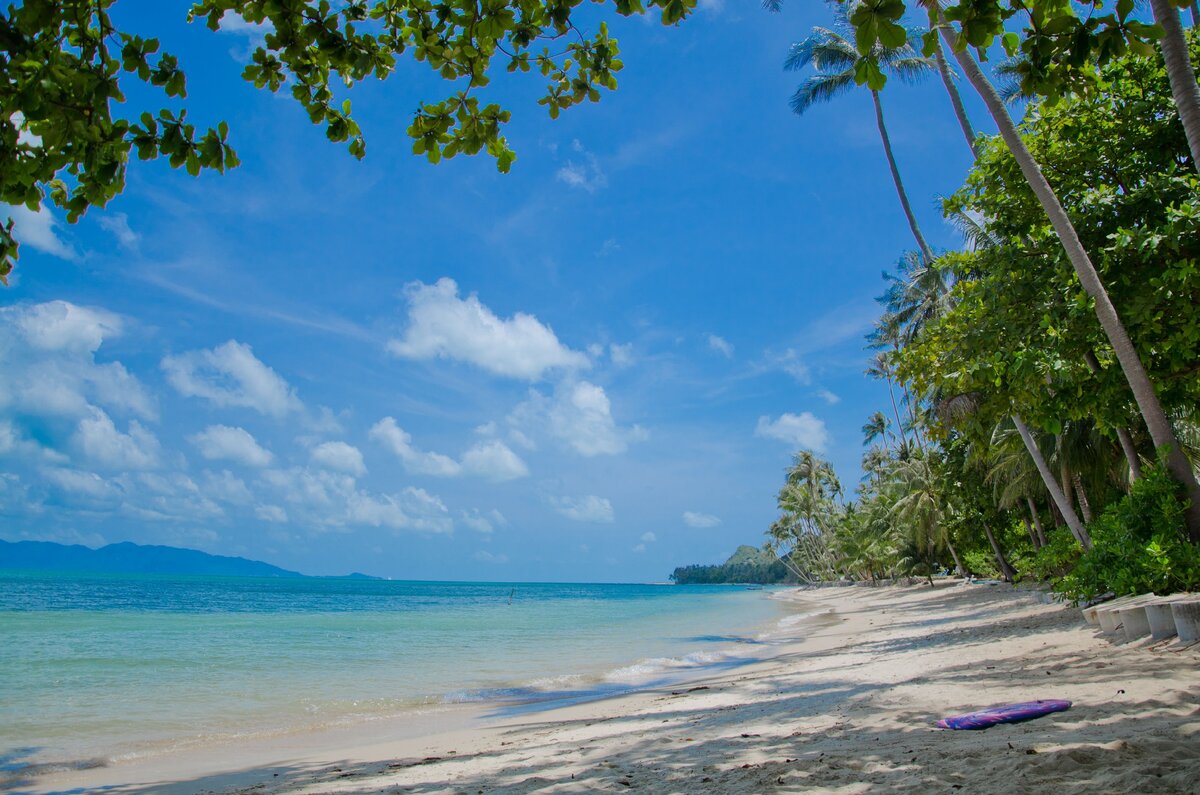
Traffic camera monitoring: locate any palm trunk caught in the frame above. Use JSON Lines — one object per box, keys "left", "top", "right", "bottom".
{"left": 1059, "top": 453, "right": 1075, "bottom": 523}
{"left": 1022, "top": 515, "right": 1040, "bottom": 549}
{"left": 882, "top": 371, "right": 911, "bottom": 454}
{"left": 931, "top": 26, "right": 980, "bottom": 158}
{"left": 1072, "top": 472, "right": 1094, "bottom": 524}
{"left": 941, "top": 21, "right": 1200, "bottom": 542}
{"left": 1012, "top": 414, "right": 1092, "bottom": 549}
{"left": 983, "top": 522, "right": 1016, "bottom": 582}
{"left": 946, "top": 538, "right": 967, "bottom": 577}
{"left": 870, "top": 89, "right": 935, "bottom": 264}
{"left": 1192, "top": 2, "right": 1199, "bottom": 28}
{"left": 1027, "top": 497, "right": 1048, "bottom": 547}
{"left": 1084, "top": 349, "right": 1143, "bottom": 484}
{"left": 1115, "top": 426, "right": 1143, "bottom": 483}
{"left": 1149, "top": 0, "right": 1200, "bottom": 173}
{"left": 900, "top": 381, "right": 928, "bottom": 453}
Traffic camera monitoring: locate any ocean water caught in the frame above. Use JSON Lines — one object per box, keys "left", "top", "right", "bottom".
{"left": 0, "top": 572, "right": 794, "bottom": 773}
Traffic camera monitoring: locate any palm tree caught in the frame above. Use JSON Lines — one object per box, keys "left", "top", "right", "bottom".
{"left": 925, "top": 6, "right": 1200, "bottom": 541}
{"left": 785, "top": 13, "right": 936, "bottom": 263}
{"left": 1148, "top": 0, "right": 1200, "bottom": 173}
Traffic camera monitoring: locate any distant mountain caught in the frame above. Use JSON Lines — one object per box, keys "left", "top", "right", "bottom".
{"left": 0, "top": 540, "right": 307, "bottom": 578}
{"left": 670, "top": 544, "right": 792, "bottom": 585}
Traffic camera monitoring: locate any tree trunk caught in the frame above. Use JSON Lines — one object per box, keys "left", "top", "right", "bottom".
{"left": 983, "top": 522, "right": 1017, "bottom": 582}
{"left": 931, "top": 25, "right": 980, "bottom": 158}
{"left": 1012, "top": 414, "right": 1092, "bottom": 549}
{"left": 1059, "top": 453, "right": 1075, "bottom": 523}
{"left": 1115, "top": 426, "right": 1143, "bottom": 484}
{"left": 1022, "top": 515, "right": 1040, "bottom": 549}
{"left": 942, "top": 22, "right": 1200, "bottom": 543}
{"left": 870, "top": 89, "right": 935, "bottom": 264}
{"left": 1027, "top": 497, "right": 1048, "bottom": 547}
{"left": 884, "top": 372, "right": 911, "bottom": 454}
{"left": 1192, "top": 1, "right": 1199, "bottom": 28}
{"left": 1150, "top": 0, "right": 1200, "bottom": 173}
{"left": 1073, "top": 472, "right": 1094, "bottom": 524}
{"left": 946, "top": 538, "right": 967, "bottom": 577}
{"left": 1083, "top": 348, "right": 1142, "bottom": 484}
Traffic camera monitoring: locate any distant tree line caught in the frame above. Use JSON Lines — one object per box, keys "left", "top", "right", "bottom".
{"left": 670, "top": 545, "right": 793, "bottom": 585}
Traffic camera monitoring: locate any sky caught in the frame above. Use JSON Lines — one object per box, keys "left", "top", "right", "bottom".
{"left": 0, "top": 0, "right": 988, "bottom": 580}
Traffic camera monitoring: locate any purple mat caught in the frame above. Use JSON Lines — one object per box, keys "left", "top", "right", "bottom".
{"left": 937, "top": 699, "right": 1072, "bottom": 730}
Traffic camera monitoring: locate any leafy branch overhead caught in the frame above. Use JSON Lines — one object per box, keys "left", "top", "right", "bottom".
{"left": 0, "top": 0, "right": 697, "bottom": 282}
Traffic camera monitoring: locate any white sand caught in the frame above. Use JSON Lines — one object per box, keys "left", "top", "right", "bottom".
{"left": 29, "top": 582, "right": 1200, "bottom": 793}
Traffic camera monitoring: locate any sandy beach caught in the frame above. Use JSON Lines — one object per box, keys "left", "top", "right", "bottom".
{"left": 30, "top": 582, "right": 1200, "bottom": 794}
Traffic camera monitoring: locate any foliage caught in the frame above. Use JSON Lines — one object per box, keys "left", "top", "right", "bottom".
{"left": 0, "top": 0, "right": 696, "bottom": 280}
{"left": 1057, "top": 465, "right": 1200, "bottom": 601}
{"left": 670, "top": 545, "right": 792, "bottom": 585}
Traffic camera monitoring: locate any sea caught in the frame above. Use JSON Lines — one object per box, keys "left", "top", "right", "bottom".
{"left": 0, "top": 572, "right": 800, "bottom": 780}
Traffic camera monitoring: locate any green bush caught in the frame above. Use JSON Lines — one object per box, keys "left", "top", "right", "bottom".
{"left": 1056, "top": 466, "right": 1200, "bottom": 602}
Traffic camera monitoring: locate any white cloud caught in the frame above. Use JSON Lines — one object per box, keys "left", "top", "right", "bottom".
{"left": 14, "top": 300, "right": 121, "bottom": 353}
{"left": 162, "top": 340, "right": 302, "bottom": 417}
{"left": 509, "top": 380, "right": 645, "bottom": 457}
{"left": 632, "top": 543, "right": 646, "bottom": 553}
{"left": 310, "top": 441, "right": 367, "bottom": 477}
{"left": 369, "top": 417, "right": 462, "bottom": 477}
{"left": 255, "top": 504, "right": 288, "bottom": 523}
{"left": 549, "top": 494, "right": 614, "bottom": 524}
{"left": 260, "top": 466, "right": 452, "bottom": 534}
{"left": 609, "top": 343, "right": 634, "bottom": 368}
{"left": 764, "top": 348, "right": 811, "bottom": 384}
{"left": 816, "top": 388, "right": 841, "bottom": 405}
{"left": 474, "top": 550, "right": 509, "bottom": 564}
{"left": 755, "top": 412, "right": 829, "bottom": 453}
{"left": 461, "top": 439, "right": 529, "bottom": 481}
{"left": 97, "top": 213, "right": 140, "bottom": 250}
{"left": 461, "top": 508, "right": 498, "bottom": 534}
{"left": 189, "top": 425, "right": 273, "bottom": 467}
{"left": 387, "top": 278, "right": 588, "bottom": 380}
{"left": 202, "top": 469, "right": 253, "bottom": 504}
{"left": 556, "top": 141, "right": 607, "bottom": 192}
{"left": 683, "top": 511, "right": 721, "bottom": 528}
{"left": 707, "top": 334, "right": 734, "bottom": 358}
{"left": 640, "top": 531, "right": 657, "bottom": 543}
{"left": 370, "top": 417, "right": 527, "bottom": 481}
{"left": 42, "top": 466, "right": 118, "bottom": 499}
{"left": 5, "top": 204, "right": 77, "bottom": 260}
{"left": 74, "top": 408, "right": 161, "bottom": 470}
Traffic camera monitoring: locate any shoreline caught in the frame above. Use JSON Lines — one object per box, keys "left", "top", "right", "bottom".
{"left": 25, "top": 582, "right": 1200, "bottom": 793}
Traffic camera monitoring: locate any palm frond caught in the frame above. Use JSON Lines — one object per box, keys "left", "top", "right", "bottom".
{"left": 790, "top": 70, "right": 856, "bottom": 114}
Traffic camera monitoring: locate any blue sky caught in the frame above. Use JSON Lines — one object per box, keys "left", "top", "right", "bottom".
{"left": 1, "top": 0, "right": 986, "bottom": 580}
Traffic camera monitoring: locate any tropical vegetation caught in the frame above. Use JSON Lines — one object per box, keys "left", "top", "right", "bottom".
{"left": 765, "top": 9, "right": 1200, "bottom": 603}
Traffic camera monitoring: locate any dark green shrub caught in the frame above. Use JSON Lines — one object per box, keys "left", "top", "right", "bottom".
{"left": 1056, "top": 466, "right": 1200, "bottom": 602}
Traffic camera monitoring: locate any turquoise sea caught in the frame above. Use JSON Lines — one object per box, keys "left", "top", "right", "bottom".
{"left": 0, "top": 572, "right": 794, "bottom": 778}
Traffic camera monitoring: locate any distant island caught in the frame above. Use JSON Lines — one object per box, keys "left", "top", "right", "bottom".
{"left": 0, "top": 539, "right": 376, "bottom": 579}
{"left": 670, "top": 545, "right": 793, "bottom": 585}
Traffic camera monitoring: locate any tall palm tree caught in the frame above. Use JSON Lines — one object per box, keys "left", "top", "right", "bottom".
{"left": 924, "top": 5, "right": 1200, "bottom": 540}
{"left": 786, "top": 13, "right": 936, "bottom": 263}
{"left": 1148, "top": 0, "right": 1200, "bottom": 173}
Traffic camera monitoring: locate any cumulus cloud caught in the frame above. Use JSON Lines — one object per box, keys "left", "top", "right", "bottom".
{"left": 310, "top": 441, "right": 367, "bottom": 477}
{"left": 509, "top": 380, "right": 645, "bottom": 457}
{"left": 189, "top": 425, "right": 273, "bottom": 467}
{"left": 549, "top": 494, "right": 614, "bottom": 524}
{"left": 42, "top": 466, "right": 118, "bottom": 499}
{"left": 640, "top": 531, "right": 656, "bottom": 543}
{"left": 0, "top": 301, "right": 156, "bottom": 423}
{"left": 386, "top": 278, "right": 588, "bottom": 380}
{"left": 755, "top": 412, "right": 829, "bottom": 453}
{"left": 683, "top": 511, "right": 721, "bottom": 528}
{"left": 74, "top": 409, "right": 161, "bottom": 470}
{"left": 370, "top": 417, "right": 528, "bottom": 481}
{"left": 202, "top": 469, "right": 253, "bottom": 504}
{"left": 5, "top": 204, "right": 77, "bottom": 260}
{"left": 162, "top": 340, "right": 302, "bottom": 417}
{"left": 707, "top": 334, "right": 734, "bottom": 358}
{"left": 260, "top": 466, "right": 452, "bottom": 534}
